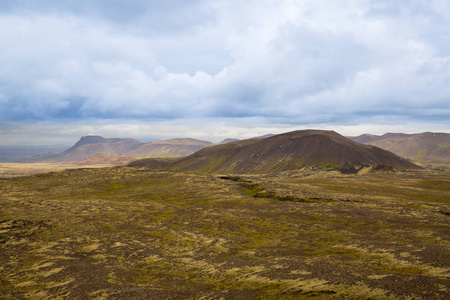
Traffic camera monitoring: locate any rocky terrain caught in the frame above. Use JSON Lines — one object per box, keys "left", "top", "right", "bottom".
{"left": 0, "top": 165, "right": 448, "bottom": 299}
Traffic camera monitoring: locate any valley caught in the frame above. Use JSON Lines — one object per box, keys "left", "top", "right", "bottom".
{"left": 0, "top": 165, "right": 449, "bottom": 299}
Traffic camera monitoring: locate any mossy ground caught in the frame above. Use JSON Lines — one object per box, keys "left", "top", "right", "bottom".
{"left": 0, "top": 165, "right": 449, "bottom": 299}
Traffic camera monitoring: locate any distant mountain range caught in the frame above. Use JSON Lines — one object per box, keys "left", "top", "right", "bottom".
{"left": 0, "top": 136, "right": 213, "bottom": 164}
{"left": 1, "top": 131, "right": 448, "bottom": 166}
{"left": 350, "top": 132, "right": 450, "bottom": 163}
{"left": 54, "top": 136, "right": 142, "bottom": 162}
{"left": 130, "top": 130, "right": 419, "bottom": 173}
{"left": 50, "top": 136, "right": 213, "bottom": 164}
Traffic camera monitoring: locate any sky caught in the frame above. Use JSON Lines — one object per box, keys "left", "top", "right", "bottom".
{"left": 0, "top": 0, "right": 449, "bottom": 145}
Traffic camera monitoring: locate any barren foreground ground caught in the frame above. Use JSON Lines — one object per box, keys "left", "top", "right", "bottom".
{"left": 0, "top": 165, "right": 449, "bottom": 299}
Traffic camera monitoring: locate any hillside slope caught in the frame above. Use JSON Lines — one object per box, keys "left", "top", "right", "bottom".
{"left": 351, "top": 132, "right": 450, "bottom": 162}
{"left": 130, "top": 130, "right": 419, "bottom": 173}
{"left": 129, "top": 138, "right": 213, "bottom": 158}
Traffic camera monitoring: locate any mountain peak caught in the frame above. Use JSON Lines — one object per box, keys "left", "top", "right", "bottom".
{"left": 54, "top": 136, "right": 140, "bottom": 162}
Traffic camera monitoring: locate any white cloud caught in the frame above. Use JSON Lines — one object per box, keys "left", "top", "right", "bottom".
{"left": 0, "top": 0, "right": 449, "bottom": 144}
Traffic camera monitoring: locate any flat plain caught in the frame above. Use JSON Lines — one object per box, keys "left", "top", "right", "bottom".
{"left": 0, "top": 164, "right": 449, "bottom": 299}
{"left": 0, "top": 163, "right": 106, "bottom": 179}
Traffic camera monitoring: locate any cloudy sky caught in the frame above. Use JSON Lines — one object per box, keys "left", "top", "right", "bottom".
{"left": 1, "top": 0, "right": 449, "bottom": 145}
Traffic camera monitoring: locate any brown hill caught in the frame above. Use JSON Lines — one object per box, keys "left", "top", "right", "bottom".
{"left": 129, "top": 138, "right": 213, "bottom": 158}
{"left": 130, "top": 130, "right": 419, "bottom": 173}
{"left": 350, "top": 132, "right": 450, "bottom": 163}
{"left": 54, "top": 136, "right": 141, "bottom": 162}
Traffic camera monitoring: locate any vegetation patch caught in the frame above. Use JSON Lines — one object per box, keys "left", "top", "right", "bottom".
{"left": 418, "top": 179, "right": 450, "bottom": 191}
{"left": 219, "top": 176, "right": 333, "bottom": 202}
{"left": 0, "top": 166, "right": 449, "bottom": 299}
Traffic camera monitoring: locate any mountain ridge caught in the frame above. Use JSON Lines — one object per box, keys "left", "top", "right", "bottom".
{"left": 130, "top": 130, "right": 419, "bottom": 173}
{"left": 50, "top": 136, "right": 213, "bottom": 163}
{"left": 350, "top": 132, "right": 450, "bottom": 162}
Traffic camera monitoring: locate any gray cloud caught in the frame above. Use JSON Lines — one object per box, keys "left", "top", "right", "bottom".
{"left": 0, "top": 0, "right": 449, "bottom": 144}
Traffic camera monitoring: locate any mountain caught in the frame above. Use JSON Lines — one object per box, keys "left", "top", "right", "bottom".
{"left": 54, "top": 136, "right": 141, "bottom": 162}
{"left": 50, "top": 136, "right": 213, "bottom": 163}
{"left": 128, "top": 138, "right": 213, "bottom": 158}
{"left": 350, "top": 134, "right": 382, "bottom": 144}
{"left": 219, "top": 138, "right": 239, "bottom": 144}
{"left": 130, "top": 130, "right": 419, "bottom": 173}
{"left": 350, "top": 132, "right": 450, "bottom": 163}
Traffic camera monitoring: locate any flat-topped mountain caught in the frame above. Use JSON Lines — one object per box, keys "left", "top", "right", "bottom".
{"left": 52, "top": 136, "right": 213, "bottom": 163}
{"left": 350, "top": 132, "right": 450, "bottom": 163}
{"left": 130, "top": 130, "right": 419, "bottom": 173}
{"left": 54, "top": 136, "right": 141, "bottom": 162}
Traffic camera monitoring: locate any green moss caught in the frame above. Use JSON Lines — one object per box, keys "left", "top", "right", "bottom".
{"left": 417, "top": 179, "right": 450, "bottom": 191}
{"left": 415, "top": 148, "right": 427, "bottom": 160}
{"left": 239, "top": 181, "right": 332, "bottom": 203}
{"left": 198, "top": 156, "right": 229, "bottom": 172}
{"left": 1, "top": 165, "right": 449, "bottom": 299}
{"left": 242, "top": 183, "right": 272, "bottom": 198}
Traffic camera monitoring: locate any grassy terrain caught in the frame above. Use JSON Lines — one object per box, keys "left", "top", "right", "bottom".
{"left": 0, "top": 163, "right": 105, "bottom": 179}
{"left": 0, "top": 166, "right": 449, "bottom": 299}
